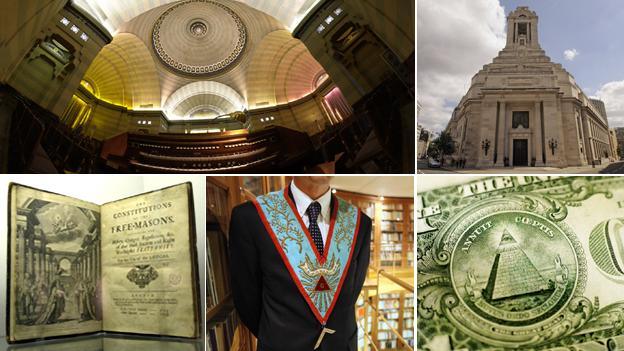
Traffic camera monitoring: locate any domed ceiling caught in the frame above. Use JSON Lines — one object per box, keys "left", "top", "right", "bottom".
{"left": 73, "top": 0, "right": 322, "bottom": 34}
{"left": 80, "top": 0, "right": 327, "bottom": 121}
{"left": 152, "top": 0, "right": 248, "bottom": 76}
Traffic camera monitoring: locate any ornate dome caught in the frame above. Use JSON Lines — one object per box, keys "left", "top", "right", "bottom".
{"left": 83, "top": 0, "right": 327, "bottom": 121}
{"left": 152, "top": 0, "right": 247, "bottom": 76}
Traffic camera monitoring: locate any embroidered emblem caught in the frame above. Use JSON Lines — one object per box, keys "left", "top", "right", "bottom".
{"left": 127, "top": 265, "right": 159, "bottom": 288}
{"left": 254, "top": 188, "right": 360, "bottom": 323}
{"left": 300, "top": 254, "right": 340, "bottom": 310}
{"left": 315, "top": 276, "right": 330, "bottom": 291}
{"left": 259, "top": 192, "right": 304, "bottom": 254}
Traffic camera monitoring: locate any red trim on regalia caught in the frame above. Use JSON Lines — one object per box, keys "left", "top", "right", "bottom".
{"left": 253, "top": 191, "right": 361, "bottom": 325}
{"left": 251, "top": 198, "right": 325, "bottom": 323}
{"left": 323, "top": 210, "right": 361, "bottom": 323}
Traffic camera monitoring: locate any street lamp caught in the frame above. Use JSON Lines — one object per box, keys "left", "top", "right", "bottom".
{"left": 548, "top": 138, "right": 558, "bottom": 156}
{"left": 481, "top": 139, "right": 491, "bottom": 156}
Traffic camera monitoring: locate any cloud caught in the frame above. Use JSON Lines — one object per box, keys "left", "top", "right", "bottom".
{"left": 594, "top": 80, "right": 624, "bottom": 127}
{"left": 417, "top": 0, "right": 506, "bottom": 132}
{"left": 563, "top": 48, "right": 579, "bottom": 61}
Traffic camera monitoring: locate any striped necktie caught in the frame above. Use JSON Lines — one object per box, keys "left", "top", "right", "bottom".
{"left": 307, "top": 201, "right": 324, "bottom": 255}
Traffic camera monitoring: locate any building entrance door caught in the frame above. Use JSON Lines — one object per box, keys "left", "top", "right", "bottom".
{"left": 513, "top": 139, "right": 528, "bottom": 166}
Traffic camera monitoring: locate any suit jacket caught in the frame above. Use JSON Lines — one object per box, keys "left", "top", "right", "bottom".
{"left": 229, "top": 192, "right": 372, "bottom": 351}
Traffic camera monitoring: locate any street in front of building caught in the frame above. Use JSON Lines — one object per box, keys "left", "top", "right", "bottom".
{"left": 417, "top": 158, "right": 624, "bottom": 174}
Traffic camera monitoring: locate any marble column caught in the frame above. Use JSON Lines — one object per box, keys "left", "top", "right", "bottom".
{"left": 47, "top": 249, "right": 53, "bottom": 284}
{"left": 503, "top": 103, "right": 509, "bottom": 166}
{"left": 27, "top": 234, "right": 35, "bottom": 280}
{"left": 17, "top": 224, "right": 26, "bottom": 286}
{"left": 576, "top": 112, "right": 586, "bottom": 165}
{"left": 33, "top": 247, "right": 40, "bottom": 282}
{"left": 534, "top": 101, "right": 544, "bottom": 166}
{"left": 589, "top": 123, "right": 595, "bottom": 163}
{"left": 39, "top": 239, "right": 46, "bottom": 282}
{"left": 495, "top": 101, "right": 506, "bottom": 167}
{"left": 89, "top": 248, "right": 95, "bottom": 280}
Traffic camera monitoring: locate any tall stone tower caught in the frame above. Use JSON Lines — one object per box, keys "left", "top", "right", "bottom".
{"left": 505, "top": 6, "right": 540, "bottom": 50}
{"left": 446, "top": 6, "right": 613, "bottom": 169}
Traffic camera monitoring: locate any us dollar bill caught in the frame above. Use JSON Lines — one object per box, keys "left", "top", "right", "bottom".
{"left": 417, "top": 176, "right": 624, "bottom": 350}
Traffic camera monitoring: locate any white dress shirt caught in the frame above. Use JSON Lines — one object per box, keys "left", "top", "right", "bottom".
{"left": 291, "top": 181, "right": 332, "bottom": 245}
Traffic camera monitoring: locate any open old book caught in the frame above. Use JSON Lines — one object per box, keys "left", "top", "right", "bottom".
{"left": 6, "top": 183, "right": 200, "bottom": 343}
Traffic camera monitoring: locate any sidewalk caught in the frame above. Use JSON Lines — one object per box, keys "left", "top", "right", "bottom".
{"left": 418, "top": 163, "right": 613, "bottom": 174}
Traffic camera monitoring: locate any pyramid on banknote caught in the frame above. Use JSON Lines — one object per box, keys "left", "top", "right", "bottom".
{"left": 482, "top": 230, "right": 550, "bottom": 301}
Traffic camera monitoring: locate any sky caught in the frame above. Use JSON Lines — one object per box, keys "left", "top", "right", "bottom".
{"left": 417, "top": 0, "right": 624, "bottom": 132}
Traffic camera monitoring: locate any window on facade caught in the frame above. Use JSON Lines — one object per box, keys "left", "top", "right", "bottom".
{"left": 518, "top": 23, "right": 528, "bottom": 36}
{"left": 512, "top": 111, "right": 529, "bottom": 128}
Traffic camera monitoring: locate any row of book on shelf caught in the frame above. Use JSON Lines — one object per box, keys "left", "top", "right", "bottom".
{"left": 207, "top": 309, "right": 238, "bottom": 351}
{"left": 206, "top": 227, "right": 231, "bottom": 309}
{"left": 206, "top": 224, "right": 238, "bottom": 351}
{"left": 357, "top": 292, "right": 415, "bottom": 350}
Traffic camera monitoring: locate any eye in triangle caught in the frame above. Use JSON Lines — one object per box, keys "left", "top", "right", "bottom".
{"left": 314, "top": 276, "right": 331, "bottom": 291}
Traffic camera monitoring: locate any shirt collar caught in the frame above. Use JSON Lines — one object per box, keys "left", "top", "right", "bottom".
{"left": 290, "top": 181, "right": 332, "bottom": 220}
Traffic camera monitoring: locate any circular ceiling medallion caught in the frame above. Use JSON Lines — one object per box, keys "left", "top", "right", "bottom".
{"left": 152, "top": 0, "right": 247, "bottom": 76}
{"left": 189, "top": 20, "right": 208, "bottom": 37}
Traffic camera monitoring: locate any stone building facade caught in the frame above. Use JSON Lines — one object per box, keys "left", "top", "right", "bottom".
{"left": 446, "top": 6, "right": 614, "bottom": 168}
{"left": 610, "top": 128, "right": 619, "bottom": 160}
{"left": 614, "top": 127, "right": 624, "bottom": 159}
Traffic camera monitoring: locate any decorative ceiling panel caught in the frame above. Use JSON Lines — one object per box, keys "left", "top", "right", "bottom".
{"left": 72, "top": 0, "right": 322, "bottom": 34}
{"left": 246, "top": 30, "right": 324, "bottom": 107}
{"left": 83, "top": 33, "right": 161, "bottom": 109}
{"left": 152, "top": 0, "right": 248, "bottom": 76}
{"left": 77, "top": 0, "right": 328, "bottom": 122}
{"left": 163, "top": 80, "right": 246, "bottom": 120}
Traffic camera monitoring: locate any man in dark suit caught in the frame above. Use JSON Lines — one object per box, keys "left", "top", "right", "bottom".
{"left": 229, "top": 176, "right": 371, "bottom": 351}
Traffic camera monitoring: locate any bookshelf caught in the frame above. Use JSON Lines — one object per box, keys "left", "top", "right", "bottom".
{"left": 377, "top": 293, "right": 402, "bottom": 349}
{"left": 357, "top": 290, "right": 414, "bottom": 351}
{"left": 335, "top": 191, "right": 414, "bottom": 270}
{"left": 206, "top": 178, "right": 256, "bottom": 351}
{"left": 407, "top": 204, "right": 414, "bottom": 267}
{"left": 336, "top": 189, "right": 414, "bottom": 351}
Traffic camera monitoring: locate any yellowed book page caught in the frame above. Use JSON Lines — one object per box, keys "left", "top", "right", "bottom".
{"left": 100, "top": 183, "right": 198, "bottom": 338}
{"left": 8, "top": 184, "right": 102, "bottom": 342}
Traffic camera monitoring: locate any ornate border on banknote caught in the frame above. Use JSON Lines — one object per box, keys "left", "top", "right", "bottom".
{"left": 418, "top": 177, "right": 624, "bottom": 350}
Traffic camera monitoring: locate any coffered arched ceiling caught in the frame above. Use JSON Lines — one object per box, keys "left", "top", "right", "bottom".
{"left": 72, "top": 0, "right": 323, "bottom": 35}
{"left": 246, "top": 29, "right": 324, "bottom": 108}
{"left": 163, "top": 81, "right": 246, "bottom": 120}
{"left": 83, "top": 33, "right": 161, "bottom": 109}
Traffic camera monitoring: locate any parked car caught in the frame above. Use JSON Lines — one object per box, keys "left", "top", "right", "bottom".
{"left": 428, "top": 158, "right": 441, "bottom": 168}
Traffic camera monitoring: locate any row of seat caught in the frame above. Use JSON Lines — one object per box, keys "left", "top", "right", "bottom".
{"left": 2, "top": 81, "right": 411, "bottom": 173}
{"left": 101, "top": 127, "right": 315, "bottom": 173}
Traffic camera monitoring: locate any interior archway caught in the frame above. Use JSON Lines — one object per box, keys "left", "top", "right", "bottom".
{"left": 163, "top": 81, "right": 246, "bottom": 120}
